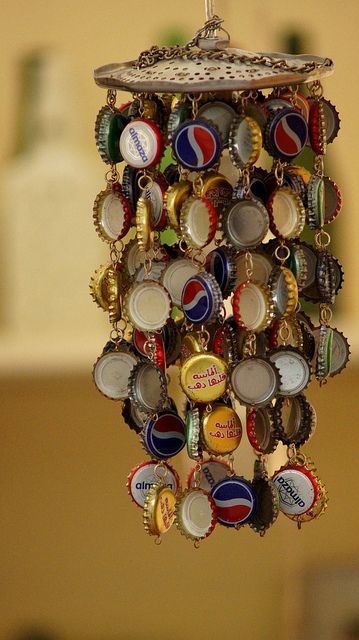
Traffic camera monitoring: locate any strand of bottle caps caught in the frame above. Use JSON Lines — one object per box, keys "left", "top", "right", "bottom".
{"left": 90, "top": 83, "right": 349, "bottom": 545}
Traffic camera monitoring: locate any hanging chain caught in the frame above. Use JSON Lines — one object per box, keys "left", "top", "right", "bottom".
{"left": 135, "top": 17, "right": 332, "bottom": 72}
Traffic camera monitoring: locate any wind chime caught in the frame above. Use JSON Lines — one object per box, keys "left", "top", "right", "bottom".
{"left": 90, "top": 0, "right": 349, "bottom": 545}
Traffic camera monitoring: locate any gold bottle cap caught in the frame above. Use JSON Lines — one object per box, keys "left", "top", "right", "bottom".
{"left": 200, "top": 171, "right": 233, "bottom": 214}
{"left": 164, "top": 180, "right": 192, "bottom": 231}
{"left": 268, "top": 265, "right": 299, "bottom": 318}
{"left": 286, "top": 164, "right": 312, "bottom": 185}
{"left": 93, "top": 185, "right": 132, "bottom": 243}
{"left": 89, "top": 263, "right": 122, "bottom": 321}
{"left": 136, "top": 196, "right": 154, "bottom": 252}
{"left": 269, "top": 316, "right": 304, "bottom": 350}
{"left": 202, "top": 404, "right": 242, "bottom": 456}
{"left": 175, "top": 488, "right": 217, "bottom": 541}
{"left": 143, "top": 483, "right": 176, "bottom": 536}
{"left": 181, "top": 331, "right": 204, "bottom": 364}
{"left": 287, "top": 479, "right": 328, "bottom": 524}
{"left": 228, "top": 115, "right": 263, "bottom": 169}
{"left": 180, "top": 352, "right": 228, "bottom": 402}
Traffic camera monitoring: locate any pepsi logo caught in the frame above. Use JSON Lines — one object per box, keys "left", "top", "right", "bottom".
{"left": 211, "top": 477, "right": 256, "bottom": 526}
{"left": 144, "top": 411, "right": 186, "bottom": 459}
{"left": 182, "top": 275, "right": 214, "bottom": 324}
{"left": 173, "top": 121, "right": 221, "bottom": 170}
{"left": 272, "top": 110, "right": 308, "bottom": 160}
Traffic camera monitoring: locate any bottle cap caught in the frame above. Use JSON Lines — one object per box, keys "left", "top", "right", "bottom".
{"left": 198, "top": 100, "right": 236, "bottom": 147}
{"left": 323, "top": 176, "right": 342, "bottom": 224}
{"left": 246, "top": 407, "right": 278, "bottom": 454}
{"left": 141, "top": 172, "right": 168, "bottom": 231}
{"left": 228, "top": 115, "right": 262, "bottom": 168}
{"left": 132, "top": 329, "right": 166, "bottom": 371}
{"left": 205, "top": 247, "right": 237, "bottom": 297}
{"left": 307, "top": 175, "right": 325, "bottom": 229}
{"left": 175, "top": 488, "right": 217, "bottom": 541}
{"left": 210, "top": 476, "right": 256, "bottom": 527}
{"left": 122, "top": 165, "right": 140, "bottom": 211}
{"left": 233, "top": 280, "right": 274, "bottom": 333}
{"left": 329, "top": 328, "right": 350, "bottom": 377}
{"left": 200, "top": 171, "right": 233, "bottom": 214}
{"left": 95, "top": 105, "right": 128, "bottom": 164}
{"left": 231, "top": 356, "right": 280, "bottom": 408}
{"left": 136, "top": 196, "right": 154, "bottom": 252}
{"left": 182, "top": 272, "right": 223, "bottom": 325}
{"left": 180, "top": 331, "right": 204, "bottom": 365}
{"left": 142, "top": 410, "right": 186, "bottom": 459}
{"left": 308, "top": 100, "right": 327, "bottom": 154}
{"left": 89, "top": 263, "right": 122, "bottom": 322}
{"left": 180, "top": 352, "right": 228, "bottom": 403}
{"left": 93, "top": 348, "right": 138, "bottom": 400}
{"left": 161, "top": 258, "right": 199, "bottom": 308}
{"left": 264, "top": 108, "right": 308, "bottom": 161}
{"left": 269, "top": 346, "right": 311, "bottom": 396}
{"left": 187, "top": 459, "right": 230, "bottom": 492}
{"left": 268, "top": 265, "right": 299, "bottom": 318}
{"left": 172, "top": 120, "right": 221, "bottom": 171}
{"left": 250, "top": 460, "right": 280, "bottom": 534}
{"left": 120, "top": 118, "right": 164, "bottom": 168}
{"left": 167, "top": 101, "right": 192, "bottom": 141}
{"left": 186, "top": 408, "right": 202, "bottom": 460}
{"left": 93, "top": 185, "right": 132, "bottom": 242}
{"left": 122, "top": 398, "right": 147, "bottom": 434}
{"left": 127, "top": 461, "right": 180, "bottom": 508}
{"left": 272, "top": 464, "right": 319, "bottom": 516}
{"left": 128, "top": 360, "right": 167, "bottom": 415}
{"left": 143, "top": 484, "right": 176, "bottom": 535}
{"left": 272, "top": 394, "right": 314, "bottom": 446}
{"left": 267, "top": 187, "right": 306, "bottom": 239}
{"left": 180, "top": 196, "right": 217, "bottom": 249}
{"left": 223, "top": 199, "right": 269, "bottom": 250}
{"left": 202, "top": 404, "right": 242, "bottom": 455}
{"left": 164, "top": 180, "right": 192, "bottom": 231}
{"left": 124, "top": 280, "right": 172, "bottom": 332}
{"left": 321, "top": 98, "right": 340, "bottom": 143}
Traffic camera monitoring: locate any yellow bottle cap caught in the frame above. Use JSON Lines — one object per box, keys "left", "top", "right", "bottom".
{"left": 143, "top": 484, "right": 176, "bottom": 536}
{"left": 202, "top": 404, "right": 242, "bottom": 455}
{"left": 180, "top": 352, "right": 228, "bottom": 402}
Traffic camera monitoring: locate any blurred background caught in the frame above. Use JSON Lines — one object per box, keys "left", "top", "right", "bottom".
{"left": 1, "top": 1, "right": 359, "bottom": 639}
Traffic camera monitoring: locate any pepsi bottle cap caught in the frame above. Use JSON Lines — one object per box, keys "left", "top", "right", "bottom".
{"left": 181, "top": 272, "right": 223, "bottom": 325}
{"left": 210, "top": 476, "right": 256, "bottom": 527}
{"left": 142, "top": 410, "right": 186, "bottom": 459}
{"left": 264, "top": 108, "right": 308, "bottom": 161}
{"left": 172, "top": 120, "right": 221, "bottom": 171}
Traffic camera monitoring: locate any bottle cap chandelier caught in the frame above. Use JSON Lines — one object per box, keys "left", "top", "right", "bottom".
{"left": 91, "top": 0, "right": 349, "bottom": 545}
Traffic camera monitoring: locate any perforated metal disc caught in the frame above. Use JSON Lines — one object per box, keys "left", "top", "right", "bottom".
{"left": 94, "top": 47, "right": 333, "bottom": 94}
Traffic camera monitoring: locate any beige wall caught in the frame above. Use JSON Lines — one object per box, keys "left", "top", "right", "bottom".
{"left": 1, "top": 1, "right": 359, "bottom": 639}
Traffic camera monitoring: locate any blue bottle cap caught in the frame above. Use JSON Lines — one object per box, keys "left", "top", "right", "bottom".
{"left": 210, "top": 476, "right": 256, "bottom": 527}
{"left": 172, "top": 120, "right": 221, "bottom": 171}
{"left": 142, "top": 410, "right": 186, "bottom": 459}
{"left": 181, "top": 272, "right": 223, "bottom": 324}
{"left": 265, "top": 108, "right": 308, "bottom": 161}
